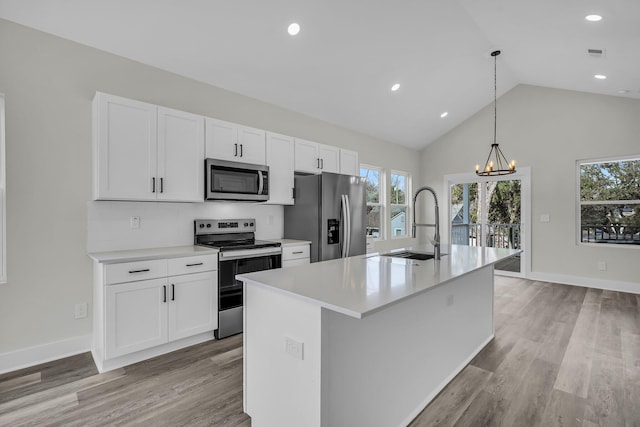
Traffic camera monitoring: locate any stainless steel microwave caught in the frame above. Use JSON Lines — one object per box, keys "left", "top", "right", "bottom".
{"left": 205, "top": 158, "right": 269, "bottom": 202}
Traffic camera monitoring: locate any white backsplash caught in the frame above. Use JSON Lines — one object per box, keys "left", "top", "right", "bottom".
{"left": 87, "top": 201, "right": 284, "bottom": 253}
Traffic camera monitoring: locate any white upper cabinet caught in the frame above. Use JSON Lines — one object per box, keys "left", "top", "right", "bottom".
{"left": 93, "top": 92, "right": 204, "bottom": 202}
{"left": 294, "top": 139, "right": 340, "bottom": 174}
{"left": 94, "top": 93, "right": 157, "bottom": 201}
{"left": 157, "top": 107, "right": 204, "bottom": 202}
{"left": 205, "top": 118, "right": 266, "bottom": 165}
{"left": 339, "top": 148, "right": 359, "bottom": 176}
{"left": 265, "top": 132, "right": 295, "bottom": 205}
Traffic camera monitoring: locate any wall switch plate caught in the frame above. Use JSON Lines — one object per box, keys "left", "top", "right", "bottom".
{"left": 540, "top": 214, "right": 550, "bottom": 223}
{"left": 130, "top": 216, "right": 140, "bottom": 229}
{"left": 285, "top": 337, "right": 304, "bottom": 360}
{"left": 598, "top": 261, "right": 607, "bottom": 271}
{"left": 75, "top": 302, "right": 88, "bottom": 319}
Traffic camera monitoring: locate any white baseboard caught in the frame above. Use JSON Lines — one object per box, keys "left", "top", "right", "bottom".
{"left": 0, "top": 334, "right": 92, "bottom": 375}
{"left": 529, "top": 271, "right": 639, "bottom": 295}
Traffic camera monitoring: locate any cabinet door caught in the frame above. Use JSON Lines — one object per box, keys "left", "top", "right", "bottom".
{"left": 205, "top": 118, "right": 238, "bottom": 161}
{"left": 168, "top": 271, "right": 217, "bottom": 341}
{"left": 318, "top": 144, "right": 340, "bottom": 173}
{"left": 237, "top": 125, "right": 266, "bottom": 165}
{"left": 265, "top": 132, "right": 294, "bottom": 205}
{"left": 157, "top": 107, "right": 204, "bottom": 202}
{"left": 105, "top": 278, "right": 168, "bottom": 359}
{"left": 93, "top": 93, "right": 157, "bottom": 201}
{"left": 339, "top": 149, "right": 359, "bottom": 176}
{"left": 294, "top": 138, "right": 320, "bottom": 174}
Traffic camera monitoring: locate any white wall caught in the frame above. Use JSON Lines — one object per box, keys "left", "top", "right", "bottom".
{"left": 0, "top": 18, "right": 420, "bottom": 360}
{"left": 420, "top": 84, "right": 640, "bottom": 290}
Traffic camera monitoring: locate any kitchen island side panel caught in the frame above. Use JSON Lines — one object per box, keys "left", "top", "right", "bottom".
{"left": 321, "top": 265, "right": 494, "bottom": 427}
{"left": 243, "top": 283, "right": 323, "bottom": 427}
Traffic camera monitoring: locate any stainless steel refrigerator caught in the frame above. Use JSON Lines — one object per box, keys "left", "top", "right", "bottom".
{"left": 284, "top": 172, "right": 367, "bottom": 262}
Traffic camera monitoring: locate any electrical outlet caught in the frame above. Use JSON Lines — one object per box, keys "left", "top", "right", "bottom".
{"left": 130, "top": 216, "right": 140, "bottom": 229}
{"left": 598, "top": 261, "right": 607, "bottom": 271}
{"left": 285, "top": 337, "right": 304, "bottom": 360}
{"left": 75, "top": 302, "right": 88, "bottom": 319}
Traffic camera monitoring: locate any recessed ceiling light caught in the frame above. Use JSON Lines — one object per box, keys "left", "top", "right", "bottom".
{"left": 391, "top": 83, "right": 400, "bottom": 91}
{"left": 287, "top": 23, "right": 300, "bottom": 36}
{"left": 594, "top": 74, "right": 607, "bottom": 80}
{"left": 585, "top": 14, "right": 603, "bottom": 22}
{"left": 440, "top": 112, "right": 448, "bottom": 118}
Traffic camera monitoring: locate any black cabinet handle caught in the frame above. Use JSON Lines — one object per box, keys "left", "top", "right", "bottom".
{"left": 128, "top": 269, "right": 150, "bottom": 274}
{"left": 163, "top": 285, "right": 166, "bottom": 303}
{"left": 240, "top": 144, "right": 243, "bottom": 157}
{"left": 234, "top": 143, "right": 238, "bottom": 156}
{"left": 160, "top": 177, "right": 164, "bottom": 193}
{"left": 317, "top": 158, "right": 321, "bottom": 169}
{"left": 186, "top": 263, "right": 203, "bottom": 267}
{"left": 172, "top": 284, "right": 175, "bottom": 301}
{"left": 152, "top": 177, "right": 156, "bottom": 193}
{"left": 292, "top": 251, "right": 304, "bottom": 254}
{"left": 321, "top": 158, "right": 324, "bottom": 169}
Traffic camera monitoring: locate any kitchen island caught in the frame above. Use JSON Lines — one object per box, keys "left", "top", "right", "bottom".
{"left": 237, "top": 244, "right": 519, "bottom": 427}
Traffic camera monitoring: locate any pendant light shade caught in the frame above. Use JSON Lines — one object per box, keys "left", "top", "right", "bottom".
{"left": 475, "top": 50, "right": 516, "bottom": 176}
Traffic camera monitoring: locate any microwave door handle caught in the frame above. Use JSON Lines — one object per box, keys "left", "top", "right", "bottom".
{"left": 258, "top": 171, "right": 264, "bottom": 195}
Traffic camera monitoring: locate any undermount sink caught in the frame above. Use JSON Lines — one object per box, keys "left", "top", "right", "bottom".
{"left": 381, "top": 251, "right": 444, "bottom": 261}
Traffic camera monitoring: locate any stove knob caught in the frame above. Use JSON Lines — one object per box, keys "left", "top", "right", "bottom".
{"left": 244, "top": 222, "right": 249, "bottom": 227}
{"left": 206, "top": 223, "right": 212, "bottom": 228}
{"left": 250, "top": 222, "right": 254, "bottom": 227}
{"left": 199, "top": 224, "right": 205, "bottom": 228}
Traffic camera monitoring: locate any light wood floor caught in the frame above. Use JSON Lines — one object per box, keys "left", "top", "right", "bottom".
{"left": 1, "top": 277, "right": 638, "bottom": 426}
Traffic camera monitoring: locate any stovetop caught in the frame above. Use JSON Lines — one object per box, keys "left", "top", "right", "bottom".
{"left": 197, "top": 239, "right": 281, "bottom": 251}
{"left": 194, "top": 218, "right": 280, "bottom": 252}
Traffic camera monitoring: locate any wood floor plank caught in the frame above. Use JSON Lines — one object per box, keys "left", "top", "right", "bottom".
{"left": 408, "top": 364, "right": 492, "bottom": 426}
{"left": 0, "top": 372, "right": 41, "bottom": 393}
{"left": 583, "top": 352, "right": 626, "bottom": 427}
{"left": 540, "top": 389, "right": 587, "bottom": 427}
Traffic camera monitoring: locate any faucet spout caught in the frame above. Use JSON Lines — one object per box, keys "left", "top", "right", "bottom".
{"left": 412, "top": 186, "right": 441, "bottom": 260}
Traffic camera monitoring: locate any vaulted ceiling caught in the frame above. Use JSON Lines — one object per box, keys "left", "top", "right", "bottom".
{"left": 1, "top": 0, "right": 638, "bottom": 149}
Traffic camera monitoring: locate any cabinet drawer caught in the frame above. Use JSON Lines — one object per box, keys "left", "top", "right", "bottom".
{"left": 105, "top": 259, "right": 167, "bottom": 285}
{"left": 168, "top": 254, "right": 217, "bottom": 276}
{"left": 282, "top": 244, "right": 310, "bottom": 261}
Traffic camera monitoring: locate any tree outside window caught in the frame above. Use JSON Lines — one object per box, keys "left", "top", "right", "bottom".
{"left": 360, "top": 165, "right": 384, "bottom": 239}
{"left": 390, "top": 171, "right": 410, "bottom": 237}
{"left": 578, "top": 156, "right": 640, "bottom": 245}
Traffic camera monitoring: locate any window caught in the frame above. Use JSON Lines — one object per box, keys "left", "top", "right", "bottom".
{"left": 390, "top": 171, "right": 410, "bottom": 238}
{"left": 578, "top": 156, "right": 640, "bottom": 246}
{"left": 360, "top": 165, "right": 384, "bottom": 239}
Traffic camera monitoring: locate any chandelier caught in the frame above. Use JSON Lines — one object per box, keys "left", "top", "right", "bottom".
{"left": 475, "top": 50, "right": 516, "bottom": 176}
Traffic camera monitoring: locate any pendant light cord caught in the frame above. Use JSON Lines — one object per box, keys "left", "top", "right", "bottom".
{"left": 493, "top": 52, "right": 497, "bottom": 145}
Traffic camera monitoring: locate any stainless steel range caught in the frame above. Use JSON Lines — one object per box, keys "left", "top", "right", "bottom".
{"left": 194, "top": 219, "right": 281, "bottom": 339}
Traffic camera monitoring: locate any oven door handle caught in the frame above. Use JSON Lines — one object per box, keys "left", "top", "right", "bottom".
{"left": 219, "top": 247, "right": 282, "bottom": 261}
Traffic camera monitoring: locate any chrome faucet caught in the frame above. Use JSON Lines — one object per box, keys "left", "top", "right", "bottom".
{"left": 412, "top": 186, "right": 441, "bottom": 260}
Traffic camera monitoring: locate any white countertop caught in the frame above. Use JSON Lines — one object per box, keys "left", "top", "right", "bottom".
{"left": 88, "top": 245, "right": 219, "bottom": 264}
{"left": 237, "top": 244, "right": 520, "bottom": 319}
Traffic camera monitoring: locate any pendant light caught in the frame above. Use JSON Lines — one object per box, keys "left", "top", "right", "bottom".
{"left": 475, "top": 50, "right": 516, "bottom": 176}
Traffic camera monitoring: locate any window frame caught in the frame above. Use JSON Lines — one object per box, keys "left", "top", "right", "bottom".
{"left": 0, "top": 95, "right": 5, "bottom": 283}
{"left": 360, "top": 164, "right": 385, "bottom": 241}
{"left": 576, "top": 154, "right": 640, "bottom": 248}
{"left": 390, "top": 170, "right": 411, "bottom": 239}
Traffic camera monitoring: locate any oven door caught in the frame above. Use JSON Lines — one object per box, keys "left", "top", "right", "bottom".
{"left": 218, "top": 252, "right": 282, "bottom": 311}
{"left": 205, "top": 158, "right": 269, "bottom": 201}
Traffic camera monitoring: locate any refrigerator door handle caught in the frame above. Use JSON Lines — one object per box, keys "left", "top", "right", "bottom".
{"left": 345, "top": 194, "right": 352, "bottom": 256}
{"left": 341, "top": 194, "right": 348, "bottom": 257}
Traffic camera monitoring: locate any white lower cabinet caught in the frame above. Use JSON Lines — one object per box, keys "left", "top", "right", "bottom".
{"left": 282, "top": 243, "right": 311, "bottom": 268}
{"left": 105, "top": 278, "right": 168, "bottom": 359}
{"left": 95, "top": 252, "right": 218, "bottom": 371}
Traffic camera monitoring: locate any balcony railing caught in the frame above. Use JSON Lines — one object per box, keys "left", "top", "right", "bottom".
{"left": 451, "top": 223, "right": 521, "bottom": 249}
{"left": 581, "top": 224, "right": 640, "bottom": 245}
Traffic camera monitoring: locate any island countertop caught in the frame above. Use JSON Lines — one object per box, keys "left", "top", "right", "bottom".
{"left": 237, "top": 244, "right": 519, "bottom": 319}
